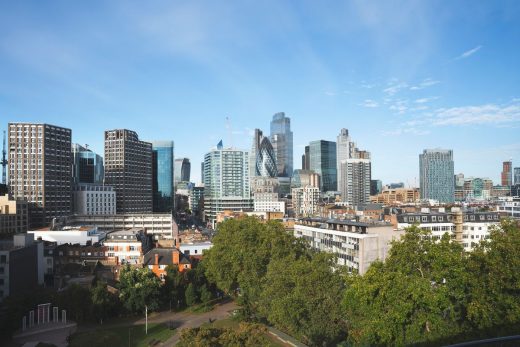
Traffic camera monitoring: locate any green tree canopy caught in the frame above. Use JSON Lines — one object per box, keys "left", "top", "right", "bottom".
{"left": 119, "top": 266, "right": 161, "bottom": 314}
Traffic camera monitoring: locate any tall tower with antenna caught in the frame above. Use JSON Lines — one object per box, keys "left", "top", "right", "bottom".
{"left": 1, "top": 130, "right": 7, "bottom": 185}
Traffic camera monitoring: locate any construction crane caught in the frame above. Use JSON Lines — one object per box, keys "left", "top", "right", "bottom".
{"left": 1, "top": 130, "right": 7, "bottom": 184}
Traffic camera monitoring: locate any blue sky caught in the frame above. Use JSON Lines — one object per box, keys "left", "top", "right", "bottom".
{"left": 1, "top": 1, "right": 519, "bottom": 185}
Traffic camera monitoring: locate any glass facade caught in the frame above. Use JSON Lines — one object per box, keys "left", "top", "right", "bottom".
{"left": 72, "top": 144, "right": 104, "bottom": 184}
{"left": 270, "top": 112, "right": 293, "bottom": 177}
{"left": 174, "top": 158, "right": 191, "bottom": 188}
{"left": 256, "top": 137, "right": 277, "bottom": 177}
{"left": 152, "top": 141, "right": 174, "bottom": 212}
{"left": 309, "top": 140, "right": 337, "bottom": 192}
{"left": 419, "top": 149, "right": 455, "bottom": 203}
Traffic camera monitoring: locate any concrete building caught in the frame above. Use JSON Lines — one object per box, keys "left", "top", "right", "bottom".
{"left": 497, "top": 196, "right": 520, "bottom": 218}
{"left": 28, "top": 225, "right": 106, "bottom": 245}
{"left": 250, "top": 129, "right": 277, "bottom": 178}
{"left": 203, "top": 145, "right": 252, "bottom": 227}
{"left": 309, "top": 140, "right": 337, "bottom": 192}
{"left": 0, "top": 234, "right": 44, "bottom": 301}
{"left": 104, "top": 129, "right": 152, "bottom": 213}
{"left": 189, "top": 186, "right": 204, "bottom": 216}
{"left": 514, "top": 167, "right": 520, "bottom": 186}
{"left": 179, "top": 241, "right": 213, "bottom": 257}
{"left": 103, "top": 228, "right": 153, "bottom": 265}
{"left": 8, "top": 123, "right": 72, "bottom": 228}
{"left": 292, "top": 186, "right": 320, "bottom": 217}
{"left": 419, "top": 149, "right": 455, "bottom": 203}
{"left": 295, "top": 218, "right": 402, "bottom": 274}
{"left": 340, "top": 159, "right": 371, "bottom": 206}
{"left": 291, "top": 170, "right": 320, "bottom": 189}
{"left": 371, "top": 188, "right": 420, "bottom": 204}
{"left": 0, "top": 194, "right": 28, "bottom": 235}
{"left": 72, "top": 183, "right": 116, "bottom": 215}
{"left": 501, "top": 160, "right": 513, "bottom": 187}
{"left": 67, "top": 214, "right": 176, "bottom": 239}
{"left": 72, "top": 144, "right": 104, "bottom": 185}
{"left": 396, "top": 210, "right": 500, "bottom": 252}
{"left": 270, "top": 112, "right": 293, "bottom": 177}
{"left": 152, "top": 141, "right": 175, "bottom": 212}
{"left": 251, "top": 177, "right": 285, "bottom": 214}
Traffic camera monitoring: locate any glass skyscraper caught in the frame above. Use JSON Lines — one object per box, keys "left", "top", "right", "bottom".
{"left": 152, "top": 141, "right": 174, "bottom": 212}
{"left": 309, "top": 140, "right": 337, "bottom": 192}
{"left": 72, "top": 143, "right": 104, "bottom": 184}
{"left": 270, "top": 112, "right": 293, "bottom": 177}
{"left": 174, "top": 158, "right": 191, "bottom": 188}
{"left": 419, "top": 149, "right": 455, "bottom": 203}
{"left": 250, "top": 129, "right": 277, "bottom": 178}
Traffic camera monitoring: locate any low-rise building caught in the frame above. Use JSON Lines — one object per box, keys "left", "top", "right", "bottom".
{"left": 179, "top": 241, "right": 213, "bottom": 258}
{"left": 370, "top": 188, "right": 420, "bottom": 204}
{"left": 497, "top": 196, "right": 520, "bottom": 218}
{"left": 0, "top": 234, "right": 44, "bottom": 301}
{"left": 73, "top": 183, "right": 116, "bottom": 215}
{"left": 292, "top": 186, "right": 320, "bottom": 217}
{"left": 144, "top": 248, "right": 191, "bottom": 280}
{"left": 294, "top": 218, "right": 402, "bottom": 274}
{"left": 28, "top": 225, "right": 106, "bottom": 245}
{"left": 103, "top": 228, "right": 152, "bottom": 265}
{"left": 396, "top": 210, "right": 501, "bottom": 251}
{"left": 0, "top": 194, "right": 28, "bottom": 235}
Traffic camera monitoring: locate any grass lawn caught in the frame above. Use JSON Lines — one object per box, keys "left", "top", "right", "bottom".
{"left": 70, "top": 323, "right": 175, "bottom": 347}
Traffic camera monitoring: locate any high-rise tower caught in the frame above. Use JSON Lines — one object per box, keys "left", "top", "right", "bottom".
{"left": 419, "top": 149, "right": 455, "bottom": 203}
{"left": 152, "top": 141, "right": 174, "bottom": 212}
{"left": 270, "top": 112, "right": 293, "bottom": 177}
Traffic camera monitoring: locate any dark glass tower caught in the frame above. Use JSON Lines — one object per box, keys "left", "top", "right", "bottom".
{"left": 309, "top": 140, "right": 337, "bottom": 192}
{"left": 270, "top": 112, "right": 293, "bottom": 177}
{"left": 72, "top": 144, "right": 104, "bottom": 184}
{"left": 152, "top": 141, "right": 174, "bottom": 212}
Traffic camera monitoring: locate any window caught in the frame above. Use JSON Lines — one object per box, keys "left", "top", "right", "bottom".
{"left": 0, "top": 255, "right": 6, "bottom": 264}
{"left": 0, "top": 267, "right": 4, "bottom": 274}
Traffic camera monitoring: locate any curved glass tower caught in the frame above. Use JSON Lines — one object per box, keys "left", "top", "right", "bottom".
{"left": 256, "top": 137, "right": 278, "bottom": 177}
{"left": 152, "top": 141, "right": 174, "bottom": 212}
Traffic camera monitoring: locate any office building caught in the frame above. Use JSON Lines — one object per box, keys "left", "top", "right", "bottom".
{"left": 203, "top": 144, "right": 252, "bottom": 226}
{"left": 371, "top": 188, "right": 420, "bottom": 204}
{"left": 291, "top": 169, "right": 320, "bottom": 189}
{"left": 497, "top": 196, "right": 520, "bottom": 218}
{"left": 72, "top": 183, "right": 116, "bottom": 215}
{"left": 189, "top": 186, "right": 204, "bottom": 216}
{"left": 0, "top": 234, "right": 44, "bottom": 301}
{"left": 340, "top": 159, "right": 371, "bottom": 206}
{"left": 0, "top": 194, "right": 28, "bottom": 235}
{"left": 72, "top": 144, "right": 104, "bottom": 184}
{"left": 501, "top": 161, "right": 513, "bottom": 186}
{"left": 309, "top": 140, "right": 337, "bottom": 192}
{"left": 252, "top": 177, "right": 285, "bottom": 214}
{"left": 174, "top": 158, "right": 191, "bottom": 188}
{"left": 8, "top": 123, "right": 72, "bottom": 227}
{"left": 104, "top": 129, "right": 152, "bottom": 213}
{"left": 200, "top": 161, "right": 204, "bottom": 184}
{"left": 419, "top": 149, "right": 455, "bottom": 203}
{"left": 250, "top": 129, "right": 277, "bottom": 178}
{"left": 295, "top": 218, "right": 401, "bottom": 274}
{"left": 514, "top": 167, "right": 520, "bottom": 186}
{"left": 270, "top": 112, "right": 293, "bottom": 177}
{"left": 370, "top": 180, "right": 382, "bottom": 196}
{"left": 28, "top": 225, "right": 106, "bottom": 245}
{"left": 302, "top": 145, "right": 310, "bottom": 170}
{"left": 152, "top": 141, "right": 174, "bottom": 212}
{"left": 292, "top": 186, "right": 320, "bottom": 217}
{"left": 336, "top": 129, "right": 352, "bottom": 195}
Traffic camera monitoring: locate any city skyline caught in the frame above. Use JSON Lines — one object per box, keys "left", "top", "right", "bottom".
{"left": 1, "top": 1, "right": 519, "bottom": 184}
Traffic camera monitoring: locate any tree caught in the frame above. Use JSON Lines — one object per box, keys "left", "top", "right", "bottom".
{"left": 162, "top": 266, "right": 188, "bottom": 309}
{"left": 185, "top": 283, "right": 198, "bottom": 307}
{"left": 259, "top": 252, "right": 346, "bottom": 346}
{"left": 343, "top": 225, "right": 469, "bottom": 346}
{"left": 199, "top": 284, "right": 212, "bottom": 304}
{"left": 56, "top": 283, "right": 93, "bottom": 322}
{"left": 465, "top": 219, "right": 520, "bottom": 334}
{"left": 177, "top": 322, "right": 270, "bottom": 346}
{"left": 119, "top": 266, "right": 161, "bottom": 314}
{"left": 91, "top": 281, "right": 120, "bottom": 323}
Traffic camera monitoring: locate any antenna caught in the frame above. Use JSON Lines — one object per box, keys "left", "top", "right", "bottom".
{"left": 1, "top": 130, "right": 7, "bottom": 185}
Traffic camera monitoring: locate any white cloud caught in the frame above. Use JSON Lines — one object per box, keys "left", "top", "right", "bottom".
{"left": 433, "top": 102, "right": 520, "bottom": 126}
{"left": 383, "top": 81, "right": 408, "bottom": 95}
{"left": 389, "top": 99, "right": 409, "bottom": 114}
{"left": 360, "top": 99, "right": 379, "bottom": 108}
{"left": 415, "top": 96, "right": 438, "bottom": 104}
{"left": 324, "top": 91, "right": 338, "bottom": 96}
{"left": 410, "top": 78, "right": 440, "bottom": 90}
{"left": 382, "top": 127, "right": 430, "bottom": 136}
{"left": 455, "top": 45, "right": 483, "bottom": 60}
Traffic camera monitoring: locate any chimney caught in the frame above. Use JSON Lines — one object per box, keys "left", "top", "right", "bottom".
{"left": 172, "top": 250, "right": 180, "bottom": 265}
{"left": 154, "top": 253, "right": 159, "bottom": 265}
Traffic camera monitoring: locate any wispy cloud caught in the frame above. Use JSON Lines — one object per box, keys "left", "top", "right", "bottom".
{"left": 360, "top": 99, "right": 379, "bottom": 108}
{"left": 455, "top": 45, "right": 483, "bottom": 60}
{"left": 324, "top": 91, "right": 338, "bottom": 96}
{"left": 410, "top": 78, "right": 440, "bottom": 90}
{"left": 383, "top": 81, "right": 408, "bottom": 95}
{"left": 433, "top": 102, "right": 520, "bottom": 126}
{"left": 389, "top": 99, "right": 409, "bottom": 114}
{"left": 415, "top": 96, "right": 438, "bottom": 104}
{"left": 382, "top": 127, "right": 430, "bottom": 136}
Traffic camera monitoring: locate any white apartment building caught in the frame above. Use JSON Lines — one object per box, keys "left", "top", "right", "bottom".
{"left": 497, "top": 196, "right": 520, "bottom": 218}
{"left": 295, "top": 218, "right": 402, "bottom": 274}
{"left": 396, "top": 211, "right": 501, "bottom": 251}
{"left": 73, "top": 183, "right": 116, "bottom": 215}
{"left": 179, "top": 241, "right": 213, "bottom": 257}
{"left": 28, "top": 225, "right": 106, "bottom": 245}
{"left": 292, "top": 186, "right": 320, "bottom": 217}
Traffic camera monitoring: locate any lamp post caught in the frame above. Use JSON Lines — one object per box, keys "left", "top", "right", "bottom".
{"left": 145, "top": 305, "right": 148, "bottom": 335}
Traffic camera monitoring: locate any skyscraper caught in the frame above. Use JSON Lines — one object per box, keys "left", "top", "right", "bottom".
{"left": 501, "top": 160, "right": 512, "bottom": 186}
{"left": 308, "top": 140, "right": 337, "bottom": 192}
{"left": 203, "top": 143, "right": 251, "bottom": 226}
{"left": 340, "top": 159, "right": 371, "bottom": 205}
{"left": 174, "top": 158, "right": 191, "bottom": 187}
{"left": 152, "top": 141, "right": 174, "bottom": 212}
{"left": 72, "top": 144, "right": 104, "bottom": 184}
{"left": 8, "top": 123, "right": 72, "bottom": 227}
{"left": 419, "top": 149, "right": 455, "bottom": 203}
{"left": 270, "top": 112, "right": 293, "bottom": 177}
{"left": 336, "top": 128, "right": 352, "bottom": 196}
{"left": 250, "top": 129, "right": 277, "bottom": 178}
{"left": 104, "top": 129, "right": 152, "bottom": 213}
{"left": 514, "top": 167, "right": 520, "bottom": 186}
